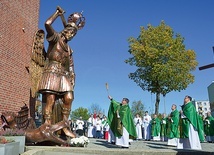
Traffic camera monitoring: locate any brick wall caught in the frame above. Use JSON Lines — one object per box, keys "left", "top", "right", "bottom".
{"left": 0, "top": 0, "right": 40, "bottom": 121}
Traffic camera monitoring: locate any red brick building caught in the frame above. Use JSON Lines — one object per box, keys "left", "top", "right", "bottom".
{"left": 0, "top": 0, "right": 40, "bottom": 120}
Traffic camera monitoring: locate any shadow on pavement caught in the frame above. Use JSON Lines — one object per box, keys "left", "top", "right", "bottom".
{"left": 93, "top": 139, "right": 122, "bottom": 148}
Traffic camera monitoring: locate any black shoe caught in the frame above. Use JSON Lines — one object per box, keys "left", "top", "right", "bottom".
{"left": 121, "top": 146, "right": 129, "bottom": 149}
{"left": 129, "top": 142, "right": 131, "bottom": 145}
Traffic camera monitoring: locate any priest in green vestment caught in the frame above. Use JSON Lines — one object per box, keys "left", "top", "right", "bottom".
{"left": 167, "top": 104, "right": 180, "bottom": 146}
{"left": 177, "top": 95, "right": 202, "bottom": 150}
{"left": 107, "top": 96, "right": 137, "bottom": 148}
{"left": 204, "top": 112, "right": 214, "bottom": 143}
{"left": 160, "top": 113, "right": 167, "bottom": 141}
{"left": 198, "top": 113, "right": 205, "bottom": 142}
{"left": 151, "top": 114, "right": 161, "bottom": 141}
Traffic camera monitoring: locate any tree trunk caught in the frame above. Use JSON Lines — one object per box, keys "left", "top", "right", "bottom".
{"left": 155, "top": 92, "right": 160, "bottom": 114}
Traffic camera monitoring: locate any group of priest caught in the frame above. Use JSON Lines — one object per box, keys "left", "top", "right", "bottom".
{"left": 106, "top": 95, "right": 214, "bottom": 150}
{"left": 134, "top": 96, "right": 214, "bottom": 150}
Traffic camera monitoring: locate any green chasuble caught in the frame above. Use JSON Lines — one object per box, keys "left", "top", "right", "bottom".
{"left": 180, "top": 101, "right": 204, "bottom": 141}
{"left": 204, "top": 116, "right": 214, "bottom": 137}
{"left": 160, "top": 117, "right": 167, "bottom": 137}
{"left": 107, "top": 99, "right": 137, "bottom": 138}
{"left": 167, "top": 109, "right": 180, "bottom": 138}
{"left": 198, "top": 115, "right": 205, "bottom": 142}
{"left": 151, "top": 118, "right": 161, "bottom": 137}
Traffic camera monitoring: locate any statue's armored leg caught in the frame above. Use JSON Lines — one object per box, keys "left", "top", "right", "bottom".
{"left": 62, "top": 91, "right": 75, "bottom": 138}
{"left": 62, "top": 91, "right": 73, "bottom": 120}
{"left": 45, "top": 93, "right": 55, "bottom": 124}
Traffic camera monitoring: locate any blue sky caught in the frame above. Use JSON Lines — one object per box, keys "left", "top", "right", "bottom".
{"left": 39, "top": 0, "right": 214, "bottom": 115}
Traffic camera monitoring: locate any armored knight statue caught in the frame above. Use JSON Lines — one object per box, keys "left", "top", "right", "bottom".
{"left": 39, "top": 5, "right": 84, "bottom": 134}
{"left": 24, "top": 6, "right": 85, "bottom": 145}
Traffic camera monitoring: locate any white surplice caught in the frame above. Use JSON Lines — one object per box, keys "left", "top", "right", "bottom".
{"left": 116, "top": 126, "right": 129, "bottom": 147}
{"left": 167, "top": 138, "right": 178, "bottom": 146}
{"left": 134, "top": 117, "right": 143, "bottom": 140}
{"left": 87, "top": 117, "right": 94, "bottom": 138}
{"left": 177, "top": 124, "right": 202, "bottom": 150}
{"left": 143, "top": 115, "right": 151, "bottom": 140}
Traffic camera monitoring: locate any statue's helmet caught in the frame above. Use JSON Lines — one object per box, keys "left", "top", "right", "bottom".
{"left": 67, "top": 12, "right": 85, "bottom": 30}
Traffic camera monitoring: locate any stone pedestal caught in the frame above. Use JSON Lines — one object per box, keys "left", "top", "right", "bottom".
{"left": 0, "top": 141, "right": 20, "bottom": 155}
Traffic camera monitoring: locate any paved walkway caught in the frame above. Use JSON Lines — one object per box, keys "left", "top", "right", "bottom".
{"left": 22, "top": 138, "right": 214, "bottom": 155}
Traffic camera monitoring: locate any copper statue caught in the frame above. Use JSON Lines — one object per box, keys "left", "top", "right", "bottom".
{"left": 13, "top": 6, "right": 85, "bottom": 145}
{"left": 38, "top": 6, "right": 83, "bottom": 125}
{"left": 35, "top": 6, "right": 84, "bottom": 144}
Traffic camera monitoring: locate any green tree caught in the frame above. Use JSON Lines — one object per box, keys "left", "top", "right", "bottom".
{"left": 71, "top": 107, "right": 90, "bottom": 121}
{"left": 125, "top": 21, "right": 198, "bottom": 114}
{"left": 131, "top": 100, "right": 145, "bottom": 118}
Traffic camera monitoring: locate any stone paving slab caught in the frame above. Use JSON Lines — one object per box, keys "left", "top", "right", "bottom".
{"left": 22, "top": 138, "right": 214, "bottom": 155}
